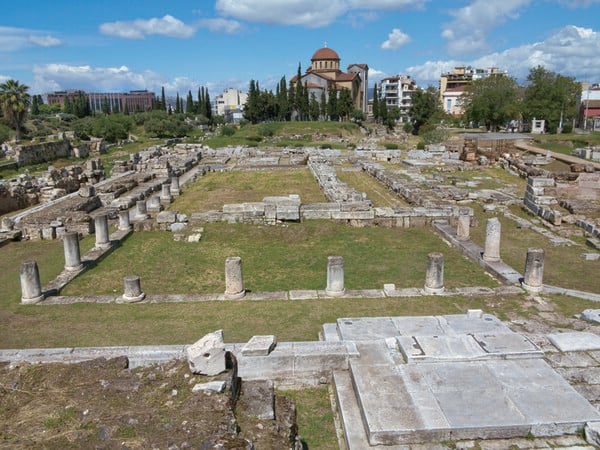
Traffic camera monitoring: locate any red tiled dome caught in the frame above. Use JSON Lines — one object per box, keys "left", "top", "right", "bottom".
{"left": 311, "top": 47, "right": 340, "bottom": 61}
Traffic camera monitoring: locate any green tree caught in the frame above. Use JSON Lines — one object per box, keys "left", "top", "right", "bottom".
{"left": 160, "top": 86, "right": 166, "bottom": 111}
{"left": 320, "top": 90, "right": 327, "bottom": 119}
{"left": 408, "top": 86, "right": 442, "bottom": 135}
{"left": 523, "top": 66, "right": 580, "bottom": 133}
{"left": 327, "top": 85, "right": 338, "bottom": 121}
{"left": 0, "top": 79, "right": 30, "bottom": 141}
{"left": 186, "top": 90, "right": 194, "bottom": 114}
{"left": 204, "top": 89, "right": 212, "bottom": 120}
{"left": 101, "top": 97, "right": 110, "bottom": 115}
{"left": 462, "top": 75, "right": 520, "bottom": 131}
{"left": 309, "top": 92, "right": 320, "bottom": 121}
{"left": 175, "top": 93, "right": 181, "bottom": 114}
{"left": 30, "top": 94, "right": 40, "bottom": 116}
{"left": 338, "top": 88, "right": 354, "bottom": 121}
{"left": 372, "top": 83, "right": 380, "bottom": 123}
{"left": 244, "top": 79, "right": 261, "bottom": 124}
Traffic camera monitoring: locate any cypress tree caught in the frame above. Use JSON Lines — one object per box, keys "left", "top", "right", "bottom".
{"left": 372, "top": 84, "right": 379, "bottom": 123}
{"left": 205, "top": 89, "right": 212, "bottom": 119}
{"left": 175, "top": 93, "right": 181, "bottom": 114}
{"left": 160, "top": 86, "right": 166, "bottom": 111}
{"left": 186, "top": 90, "right": 194, "bottom": 114}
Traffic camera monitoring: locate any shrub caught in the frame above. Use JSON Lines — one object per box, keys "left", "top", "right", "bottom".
{"left": 384, "top": 143, "right": 398, "bottom": 150}
{"left": 258, "top": 123, "right": 276, "bottom": 137}
{"left": 220, "top": 125, "right": 236, "bottom": 137}
{"left": 320, "top": 143, "right": 332, "bottom": 149}
{"left": 416, "top": 141, "right": 426, "bottom": 149}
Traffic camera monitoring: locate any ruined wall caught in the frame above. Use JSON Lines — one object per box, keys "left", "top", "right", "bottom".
{"left": 15, "top": 141, "right": 71, "bottom": 166}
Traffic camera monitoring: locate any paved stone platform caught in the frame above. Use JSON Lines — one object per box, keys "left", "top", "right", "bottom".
{"left": 326, "top": 313, "right": 600, "bottom": 448}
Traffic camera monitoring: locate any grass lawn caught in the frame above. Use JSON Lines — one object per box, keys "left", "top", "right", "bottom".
{"left": 171, "top": 169, "right": 326, "bottom": 215}
{"left": 59, "top": 221, "right": 497, "bottom": 296}
{"left": 469, "top": 208, "right": 600, "bottom": 293}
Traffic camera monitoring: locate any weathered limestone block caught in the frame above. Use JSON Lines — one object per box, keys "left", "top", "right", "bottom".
{"left": 186, "top": 330, "right": 226, "bottom": 376}
{"left": 326, "top": 256, "right": 345, "bottom": 297}
{"left": 242, "top": 335, "right": 277, "bottom": 356}
{"left": 156, "top": 210, "right": 177, "bottom": 224}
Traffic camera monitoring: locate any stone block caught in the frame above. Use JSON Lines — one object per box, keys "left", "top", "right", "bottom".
{"left": 242, "top": 335, "right": 277, "bottom": 356}
{"left": 156, "top": 210, "right": 177, "bottom": 224}
{"left": 277, "top": 204, "right": 300, "bottom": 221}
{"left": 186, "top": 330, "right": 226, "bottom": 376}
{"left": 238, "top": 380, "right": 275, "bottom": 420}
{"left": 192, "top": 381, "right": 226, "bottom": 393}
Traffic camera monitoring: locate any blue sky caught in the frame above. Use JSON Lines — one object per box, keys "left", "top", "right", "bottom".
{"left": 1, "top": 0, "right": 599, "bottom": 97}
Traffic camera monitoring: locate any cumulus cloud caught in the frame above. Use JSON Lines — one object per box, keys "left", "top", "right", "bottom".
{"left": 442, "top": 0, "right": 531, "bottom": 56}
{"left": 381, "top": 28, "right": 411, "bottom": 49}
{"left": 99, "top": 14, "right": 196, "bottom": 39}
{"left": 30, "top": 63, "right": 247, "bottom": 97}
{"left": 0, "top": 26, "right": 62, "bottom": 51}
{"left": 198, "top": 18, "right": 244, "bottom": 34}
{"left": 555, "top": 0, "right": 600, "bottom": 6}
{"left": 368, "top": 67, "right": 390, "bottom": 84}
{"left": 407, "top": 25, "right": 600, "bottom": 86}
{"left": 215, "top": 0, "right": 427, "bottom": 28}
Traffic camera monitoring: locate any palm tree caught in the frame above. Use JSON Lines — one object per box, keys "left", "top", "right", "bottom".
{"left": 0, "top": 79, "right": 31, "bottom": 141}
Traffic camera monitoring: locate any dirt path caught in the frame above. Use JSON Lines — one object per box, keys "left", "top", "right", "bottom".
{"left": 515, "top": 139, "right": 600, "bottom": 170}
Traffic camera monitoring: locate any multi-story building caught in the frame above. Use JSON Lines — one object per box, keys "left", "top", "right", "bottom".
{"left": 439, "top": 66, "right": 507, "bottom": 116}
{"left": 214, "top": 88, "right": 248, "bottom": 123}
{"left": 46, "top": 90, "right": 155, "bottom": 113}
{"left": 291, "top": 46, "right": 369, "bottom": 115}
{"left": 380, "top": 75, "right": 417, "bottom": 122}
{"left": 579, "top": 83, "right": 600, "bottom": 131}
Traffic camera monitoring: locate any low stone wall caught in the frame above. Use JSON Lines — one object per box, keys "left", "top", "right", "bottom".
{"left": 191, "top": 198, "right": 470, "bottom": 228}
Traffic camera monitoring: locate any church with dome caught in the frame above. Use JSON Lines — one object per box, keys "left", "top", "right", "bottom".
{"left": 291, "top": 46, "right": 369, "bottom": 114}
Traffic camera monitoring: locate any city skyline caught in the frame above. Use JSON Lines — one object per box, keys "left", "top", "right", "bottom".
{"left": 1, "top": 0, "right": 599, "bottom": 97}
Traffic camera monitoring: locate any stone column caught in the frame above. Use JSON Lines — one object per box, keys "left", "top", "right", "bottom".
{"left": 225, "top": 257, "right": 245, "bottom": 299}
{"left": 483, "top": 217, "right": 501, "bottom": 262}
{"left": 20, "top": 260, "right": 44, "bottom": 304}
{"left": 135, "top": 200, "right": 149, "bottom": 220}
{"left": 63, "top": 231, "right": 83, "bottom": 271}
{"left": 522, "top": 248, "right": 545, "bottom": 294}
{"left": 94, "top": 214, "right": 110, "bottom": 248}
{"left": 122, "top": 275, "right": 145, "bottom": 303}
{"left": 118, "top": 210, "right": 132, "bottom": 231}
{"left": 171, "top": 177, "right": 181, "bottom": 196}
{"left": 326, "top": 256, "right": 345, "bottom": 297}
{"left": 456, "top": 211, "right": 471, "bottom": 240}
{"left": 424, "top": 252, "right": 445, "bottom": 294}
{"left": 160, "top": 183, "right": 173, "bottom": 203}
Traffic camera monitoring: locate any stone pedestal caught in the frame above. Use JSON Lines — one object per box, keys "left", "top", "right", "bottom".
{"left": 326, "top": 256, "right": 345, "bottom": 297}
{"left": 171, "top": 177, "right": 181, "bottom": 196}
{"left": 147, "top": 196, "right": 163, "bottom": 213}
{"left": 424, "top": 252, "right": 445, "bottom": 294}
{"left": 483, "top": 217, "right": 501, "bottom": 262}
{"left": 456, "top": 212, "right": 471, "bottom": 240}
{"left": 160, "top": 183, "right": 173, "bottom": 204}
{"left": 63, "top": 231, "right": 83, "bottom": 271}
{"left": 522, "top": 248, "right": 545, "bottom": 294}
{"left": 225, "top": 257, "right": 245, "bottom": 299}
{"left": 20, "top": 260, "right": 44, "bottom": 304}
{"left": 122, "top": 275, "right": 145, "bottom": 303}
{"left": 118, "top": 210, "right": 131, "bottom": 231}
{"left": 94, "top": 214, "right": 110, "bottom": 248}
{"left": 135, "top": 200, "right": 149, "bottom": 220}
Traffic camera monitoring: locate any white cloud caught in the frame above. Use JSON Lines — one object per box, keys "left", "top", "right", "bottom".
{"left": 442, "top": 0, "right": 531, "bottom": 56}
{"left": 368, "top": 67, "right": 390, "bottom": 84}
{"left": 215, "top": 0, "right": 427, "bottom": 28}
{"left": 0, "top": 26, "right": 62, "bottom": 51}
{"left": 99, "top": 15, "right": 196, "bottom": 39}
{"left": 28, "top": 35, "right": 62, "bottom": 47}
{"left": 407, "top": 25, "right": 600, "bottom": 86}
{"left": 30, "top": 63, "right": 249, "bottom": 97}
{"left": 555, "top": 0, "right": 600, "bottom": 6}
{"left": 381, "top": 28, "right": 411, "bottom": 50}
{"left": 198, "top": 18, "right": 244, "bottom": 34}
